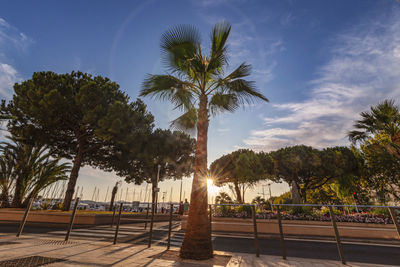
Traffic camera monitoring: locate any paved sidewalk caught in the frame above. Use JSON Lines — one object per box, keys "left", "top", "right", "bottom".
{"left": 0, "top": 235, "right": 394, "bottom": 266}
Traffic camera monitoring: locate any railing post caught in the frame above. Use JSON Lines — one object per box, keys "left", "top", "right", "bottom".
{"left": 388, "top": 207, "right": 400, "bottom": 239}
{"left": 16, "top": 197, "right": 34, "bottom": 237}
{"left": 276, "top": 205, "right": 287, "bottom": 260}
{"left": 65, "top": 197, "right": 80, "bottom": 241}
{"left": 113, "top": 202, "right": 123, "bottom": 244}
{"left": 111, "top": 204, "right": 116, "bottom": 227}
{"left": 144, "top": 202, "right": 150, "bottom": 230}
{"left": 148, "top": 202, "right": 155, "bottom": 248}
{"left": 329, "top": 206, "right": 345, "bottom": 264}
{"left": 251, "top": 205, "right": 260, "bottom": 257}
{"left": 167, "top": 204, "right": 173, "bottom": 249}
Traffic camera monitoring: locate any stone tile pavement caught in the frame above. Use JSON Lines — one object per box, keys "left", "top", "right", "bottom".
{"left": 0, "top": 235, "right": 394, "bottom": 266}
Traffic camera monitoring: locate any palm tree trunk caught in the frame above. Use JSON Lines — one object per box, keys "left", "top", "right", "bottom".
{"left": 11, "top": 176, "right": 24, "bottom": 208}
{"left": 180, "top": 94, "right": 213, "bottom": 260}
{"left": 0, "top": 191, "right": 10, "bottom": 208}
{"left": 62, "top": 143, "right": 83, "bottom": 211}
{"left": 22, "top": 190, "right": 36, "bottom": 208}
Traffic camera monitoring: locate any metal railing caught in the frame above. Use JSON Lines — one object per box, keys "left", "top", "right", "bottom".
{"left": 270, "top": 203, "right": 400, "bottom": 264}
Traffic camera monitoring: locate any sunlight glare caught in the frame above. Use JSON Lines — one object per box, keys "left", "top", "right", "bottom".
{"left": 207, "top": 178, "right": 220, "bottom": 196}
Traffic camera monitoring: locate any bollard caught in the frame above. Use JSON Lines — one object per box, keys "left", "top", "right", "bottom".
{"left": 113, "top": 202, "right": 123, "bottom": 244}
{"left": 65, "top": 197, "right": 80, "bottom": 241}
{"left": 16, "top": 197, "right": 34, "bottom": 237}
{"left": 251, "top": 205, "right": 260, "bottom": 257}
{"left": 167, "top": 204, "right": 173, "bottom": 249}
{"left": 388, "top": 207, "right": 400, "bottom": 239}
{"left": 329, "top": 206, "right": 345, "bottom": 264}
{"left": 144, "top": 202, "right": 150, "bottom": 230}
{"left": 111, "top": 204, "right": 117, "bottom": 227}
{"left": 148, "top": 203, "right": 155, "bottom": 248}
{"left": 276, "top": 205, "right": 287, "bottom": 260}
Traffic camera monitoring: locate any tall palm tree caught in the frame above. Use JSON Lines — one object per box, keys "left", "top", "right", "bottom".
{"left": 140, "top": 22, "right": 268, "bottom": 259}
{"left": 348, "top": 100, "right": 400, "bottom": 160}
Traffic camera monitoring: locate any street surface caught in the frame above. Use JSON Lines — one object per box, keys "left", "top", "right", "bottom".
{"left": 0, "top": 222, "right": 399, "bottom": 266}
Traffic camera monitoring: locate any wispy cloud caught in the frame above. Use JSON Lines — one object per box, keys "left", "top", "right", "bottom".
{"left": 0, "top": 17, "right": 33, "bottom": 53}
{"left": 196, "top": 7, "right": 283, "bottom": 90}
{"left": 244, "top": 6, "right": 400, "bottom": 151}
{"left": 0, "top": 17, "right": 32, "bottom": 99}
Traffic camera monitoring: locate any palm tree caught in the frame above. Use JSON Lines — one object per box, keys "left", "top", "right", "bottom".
{"left": 140, "top": 22, "right": 268, "bottom": 259}
{"left": 0, "top": 150, "right": 15, "bottom": 207}
{"left": 0, "top": 136, "right": 70, "bottom": 208}
{"left": 215, "top": 192, "right": 233, "bottom": 204}
{"left": 348, "top": 100, "right": 400, "bottom": 160}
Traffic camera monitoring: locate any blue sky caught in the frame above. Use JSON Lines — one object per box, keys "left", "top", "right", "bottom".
{"left": 1, "top": 0, "right": 400, "bottom": 203}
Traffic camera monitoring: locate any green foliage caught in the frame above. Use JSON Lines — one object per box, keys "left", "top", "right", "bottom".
{"left": 371, "top": 207, "right": 390, "bottom": 216}
{"left": 0, "top": 136, "right": 70, "bottom": 208}
{"left": 269, "top": 145, "right": 362, "bottom": 203}
{"left": 215, "top": 192, "right": 233, "bottom": 204}
{"left": 236, "top": 205, "right": 252, "bottom": 216}
{"left": 2, "top": 71, "right": 154, "bottom": 209}
{"left": 271, "top": 191, "right": 292, "bottom": 205}
{"left": 349, "top": 100, "right": 400, "bottom": 203}
{"left": 210, "top": 149, "right": 267, "bottom": 203}
{"left": 123, "top": 129, "right": 195, "bottom": 185}
{"left": 140, "top": 22, "right": 268, "bottom": 131}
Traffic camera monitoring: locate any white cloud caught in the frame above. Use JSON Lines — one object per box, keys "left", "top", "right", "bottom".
{"left": 244, "top": 7, "right": 400, "bottom": 151}
{"left": 0, "top": 17, "right": 32, "bottom": 99}
{"left": 0, "top": 63, "right": 20, "bottom": 98}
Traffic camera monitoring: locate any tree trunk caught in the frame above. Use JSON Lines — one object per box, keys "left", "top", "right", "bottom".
{"left": 300, "top": 187, "right": 307, "bottom": 203}
{"left": 109, "top": 183, "right": 118, "bottom": 211}
{"left": 62, "top": 143, "right": 83, "bottom": 211}
{"left": 233, "top": 181, "right": 242, "bottom": 203}
{"left": 180, "top": 94, "right": 213, "bottom": 260}
{"left": 291, "top": 180, "right": 301, "bottom": 204}
{"left": 151, "top": 177, "right": 158, "bottom": 213}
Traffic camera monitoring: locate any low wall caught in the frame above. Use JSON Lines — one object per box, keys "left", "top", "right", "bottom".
{"left": 0, "top": 209, "right": 177, "bottom": 227}
{"left": 181, "top": 217, "right": 400, "bottom": 240}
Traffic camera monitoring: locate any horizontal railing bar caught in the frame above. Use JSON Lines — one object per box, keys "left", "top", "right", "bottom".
{"left": 210, "top": 204, "right": 256, "bottom": 206}
{"left": 271, "top": 204, "right": 399, "bottom": 208}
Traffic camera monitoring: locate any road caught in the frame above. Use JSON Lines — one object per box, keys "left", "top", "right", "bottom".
{"left": 1, "top": 222, "right": 399, "bottom": 266}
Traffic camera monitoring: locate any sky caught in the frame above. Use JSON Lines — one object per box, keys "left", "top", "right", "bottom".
{"left": 1, "top": 0, "right": 400, "bottom": 203}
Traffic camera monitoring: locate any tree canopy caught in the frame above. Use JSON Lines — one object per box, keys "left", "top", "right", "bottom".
{"left": 210, "top": 149, "right": 266, "bottom": 203}
{"left": 122, "top": 129, "right": 195, "bottom": 202}
{"left": 2, "top": 71, "right": 154, "bottom": 210}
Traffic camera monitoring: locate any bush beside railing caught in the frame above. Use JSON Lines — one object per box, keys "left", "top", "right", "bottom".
{"left": 212, "top": 204, "right": 399, "bottom": 224}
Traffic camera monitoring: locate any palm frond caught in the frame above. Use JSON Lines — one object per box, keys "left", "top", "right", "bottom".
{"left": 170, "top": 108, "right": 197, "bottom": 132}
{"left": 224, "top": 63, "right": 252, "bottom": 80}
{"left": 141, "top": 74, "right": 195, "bottom": 110}
{"left": 161, "top": 24, "right": 201, "bottom": 77}
{"left": 209, "top": 93, "right": 239, "bottom": 115}
{"left": 207, "top": 22, "right": 231, "bottom": 74}
{"left": 224, "top": 79, "right": 268, "bottom": 104}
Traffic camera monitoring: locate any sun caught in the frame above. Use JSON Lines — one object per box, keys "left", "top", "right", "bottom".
{"left": 207, "top": 178, "right": 220, "bottom": 196}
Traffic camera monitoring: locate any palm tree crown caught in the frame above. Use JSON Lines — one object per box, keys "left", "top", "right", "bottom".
{"left": 140, "top": 22, "right": 268, "bottom": 129}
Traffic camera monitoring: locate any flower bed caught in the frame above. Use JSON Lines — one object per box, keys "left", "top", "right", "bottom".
{"left": 213, "top": 208, "right": 398, "bottom": 224}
